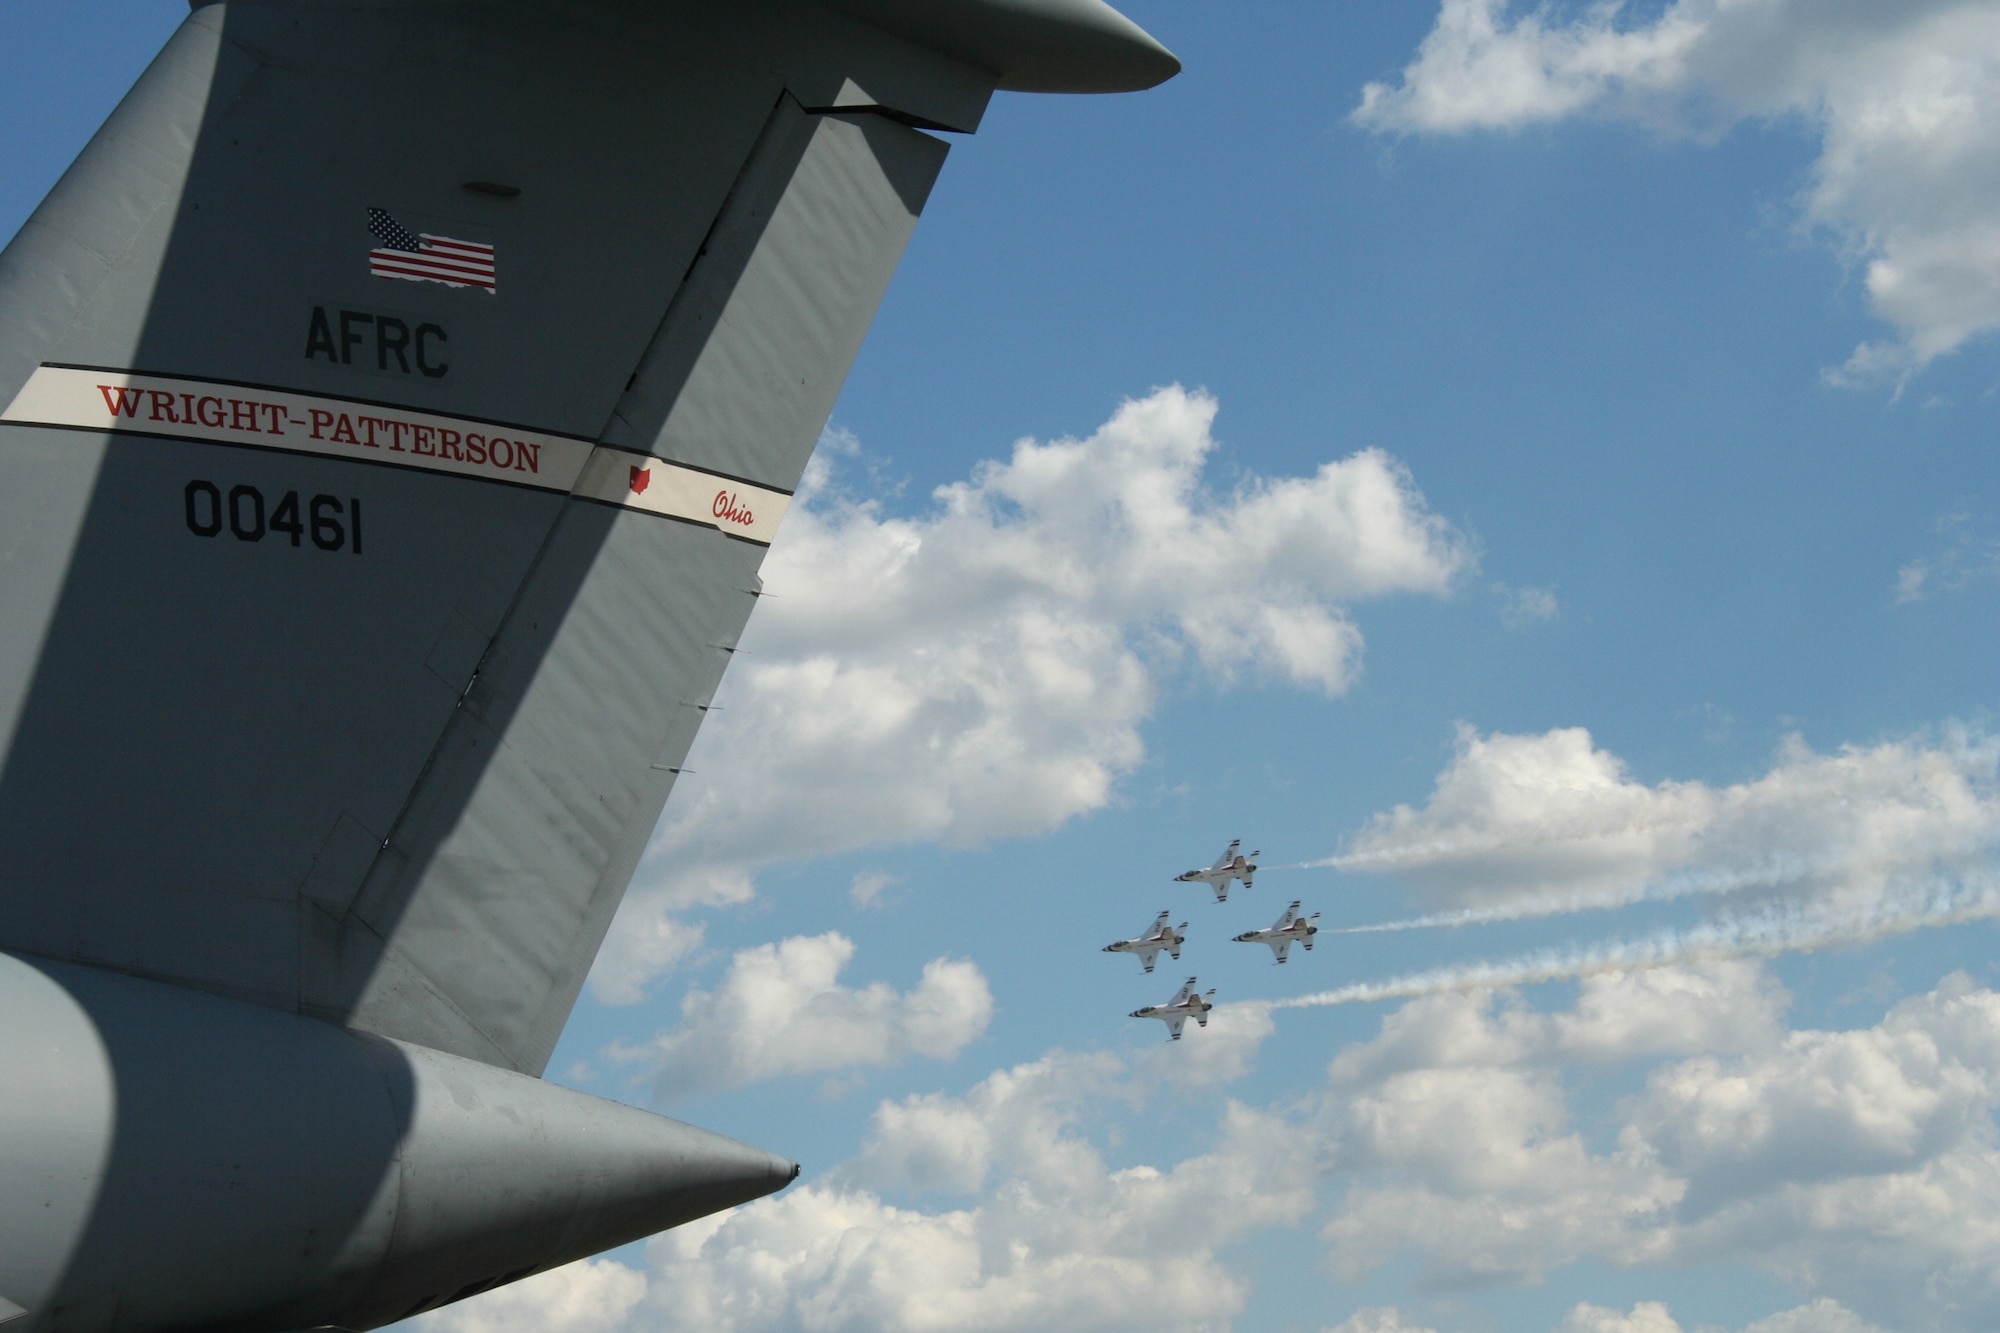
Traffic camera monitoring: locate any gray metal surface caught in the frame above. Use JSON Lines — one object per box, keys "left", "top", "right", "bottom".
{"left": 0, "top": 0, "right": 1174, "bottom": 1326}
{"left": 0, "top": 1, "right": 967, "bottom": 1070}
{"left": 0, "top": 951, "right": 794, "bottom": 1333}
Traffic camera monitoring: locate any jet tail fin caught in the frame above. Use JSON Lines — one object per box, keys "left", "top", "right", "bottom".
{"left": 0, "top": 0, "right": 1172, "bottom": 1075}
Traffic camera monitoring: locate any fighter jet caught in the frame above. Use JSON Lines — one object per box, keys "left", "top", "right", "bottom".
{"left": 1102, "top": 910, "right": 1187, "bottom": 973}
{"left": 1174, "top": 839, "right": 1260, "bottom": 902}
{"left": 1234, "top": 900, "right": 1321, "bottom": 964}
{"left": 1130, "top": 977, "right": 1217, "bottom": 1040}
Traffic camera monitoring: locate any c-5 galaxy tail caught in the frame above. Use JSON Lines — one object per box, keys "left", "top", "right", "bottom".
{"left": 0, "top": 3, "right": 1174, "bottom": 1331}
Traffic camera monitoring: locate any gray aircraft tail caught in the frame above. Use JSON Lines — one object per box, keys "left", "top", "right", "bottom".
{"left": 0, "top": 1, "right": 1173, "bottom": 1328}
{"left": 0, "top": 0, "right": 1169, "bottom": 1076}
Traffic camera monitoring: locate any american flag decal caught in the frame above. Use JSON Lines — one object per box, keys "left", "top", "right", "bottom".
{"left": 367, "top": 208, "right": 496, "bottom": 292}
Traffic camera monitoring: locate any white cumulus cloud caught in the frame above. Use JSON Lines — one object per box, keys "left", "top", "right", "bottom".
{"left": 631, "top": 1050, "right": 1313, "bottom": 1333}
{"left": 613, "top": 933, "right": 992, "bottom": 1102}
{"left": 1326, "top": 1310, "right": 1440, "bottom": 1333}
{"left": 435, "top": 965, "right": 1982, "bottom": 1333}
{"left": 410, "top": 1258, "right": 646, "bottom": 1333}
{"left": 594, "top": 387, "right": 1468, "bottom": 1000}
{"left": 1335, "top": 724, "right": 2000, "bottom": 925}
{"left": 1308, "top": 965, "right": 2000, "bottom": 1328}
{"left": 1560, "top": 1303, "right": 1685, "bottom": 1333}
{"left": 1355, "top": 0, "right": 2000, "bottom": 381}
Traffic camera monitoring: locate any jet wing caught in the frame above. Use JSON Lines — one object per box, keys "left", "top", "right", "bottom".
{"left": 1269, "top": 938, "right": 1292, "bottom": 964}
{"left": 1164, "top": 1013, "right": 1186, "bottom": 1040}
{"left": 0, "top": 0, "right": 1173, "bottom": 1076}
{"left": 1134, "top": 945, "right": 1161, "bottom": 973}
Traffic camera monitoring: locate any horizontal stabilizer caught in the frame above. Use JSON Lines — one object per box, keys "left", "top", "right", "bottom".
{"left": 0, "top": 951, "right": 794, "bottom": 1332}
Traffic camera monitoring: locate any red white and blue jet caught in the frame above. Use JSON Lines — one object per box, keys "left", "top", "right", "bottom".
{"left": 1174, "top": 838, "right": 1259, "bottom": 902}
{"left": 1130, "top": 976, "right": 1216, "bottom": 1040}
{"left": 1234, "top": 900, "right": 1320, "bottom": 964}
{"left": 1101, "top": 910, "right": 1188, "bottom": 974}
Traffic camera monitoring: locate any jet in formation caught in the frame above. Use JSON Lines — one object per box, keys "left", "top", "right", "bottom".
{"left": 0, "top": 1, "right": 1176, "bottom": 1330}
{"left": 1131, "top": 976, "right": 1216, "bottom": 1040}
{"left": 1175, "top": 838, "right": 1259, "bottom": 901}
{"left": 1102, "top": 910, "right": 1187, "bottom": 973}
{"left": 1234, "top": 900, "right": 1320, "bottom": 964}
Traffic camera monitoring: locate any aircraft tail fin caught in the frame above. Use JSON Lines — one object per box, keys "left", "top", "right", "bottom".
{"left": 0, "top": 0, "right": 1173, "bottom": 1075}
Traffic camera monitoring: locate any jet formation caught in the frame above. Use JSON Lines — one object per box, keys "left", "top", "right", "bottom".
{"left": 1112, "top": 840, "right": 1322, "bottom": 1037}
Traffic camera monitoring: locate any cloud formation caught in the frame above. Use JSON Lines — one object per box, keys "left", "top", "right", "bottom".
{"left": 1313, "top": 969, "right": 2000, "bottom": 1327}
{"left": 612, "top": 933, "right": 992, "bottom": 1102}
{"left": 436, "top": 964, "right": 2000, "bottom": 1332}
{"left": 1316, "top": 722, "right": 2000, "bottom": 927}
{"left": 1261, "top": 725, "right": 2000, "bottom": 1008}
{"left": 594, "top": 387, "right": 1468, "bottom": 1000}
{"left": 1355, "top": 0, "right": 2000, "bottom": 381}
{"left": 634, "top": 1050, "right": 1311, "bottom": 1333}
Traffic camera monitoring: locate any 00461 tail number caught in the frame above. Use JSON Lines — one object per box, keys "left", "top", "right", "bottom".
{"left": 184, "top": 480, "right": 362, "bottom": 553}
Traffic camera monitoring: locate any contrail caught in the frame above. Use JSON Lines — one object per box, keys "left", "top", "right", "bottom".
{"left": 1324, "top": 853, "right": 1835, "bottom": 934}
{"left": 1264, "top": 868, "right": 2000, "bottom": 1010}
{"left": 1282, "top": 831, "right": 2000, "bottom": 937}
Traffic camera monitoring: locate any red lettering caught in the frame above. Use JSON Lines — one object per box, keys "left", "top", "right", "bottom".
{"left": 308, "top": 409, "right": 333, "bottom": 440}
{"left": 488, "top": 437, "right": 513, "bottom": 470}
{"left": 711, "top": 490, "right": 754, "bottom": 527}
{"left": 465, "top": 433, "right": 488, "bottom": 466}
{"left": 181, "top": 393, "right": 197, "bottom": 423}
{"left": 257, "top": 403, "right": 287, "bottom": 435}
{"left": 97, "top": 385, "right": 142, "bottom": 417}
{"left": 357, "top": 416, "right": 385, "bottom": 448}
{"left": 196, "top": 396, "right": 225, "bottom": 428}
{"left": 513, "top": 440, "right": 540, "bottom": 474}
{"left": 331, "top": 414, "right": 360, "bottom": 446}
{"left": 228, "top": 399, "right": 258, "bottom": 432}
{"left": 387, "top": 421, "right": 410, "bottom": 453}
{"left": 437, "top": 428, "right": 463, "bottom": 461}
{"left": 411, "top": 424, "right": 437, "bottom": 456}
{"left": 147, "top": 391, "right": 179, "bottom": 423}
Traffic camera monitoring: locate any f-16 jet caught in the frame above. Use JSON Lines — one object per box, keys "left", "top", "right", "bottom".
{"left": 1234, "top": 900, "right": 1320, "bottom": 964}
{"left": 1102, "top": 910, "right": 1187, "bottom": 973}
{"left": 1130, "top": 977, "right": 1216, "bottom": 1040}
{"left": 1175, "top": 839, "right": 1259, "bottom": 902}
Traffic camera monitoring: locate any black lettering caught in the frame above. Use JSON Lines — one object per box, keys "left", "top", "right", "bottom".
{"left": 415, "top": 323, "right": 449, "bottom": 378}
{"left": 270, "top": 491, "right": 302, "bottom": 546}
{"left": 310, "top": 495, "right": 345, "bottom": 551}
{"left": 376, "top": 316, "right": 411, "bottom": 373}
{"left": 228, "top": 485, "right": 265, "bottom": 542}
{"left": 184, "top": 480, "right": 221, "bottom": 537}
{"left": 338, "top": 310, "right": 373, "bottom": 366}
{"left": 304, "top": 306, "right": 338, "bottom": 362}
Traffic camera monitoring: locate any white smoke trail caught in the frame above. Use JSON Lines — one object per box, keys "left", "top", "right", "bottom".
{"left": 1278, "top": 829, "right": 2000, "bottom": 937}
{"left": 1264, "top": 867, "right": 2000, "bottom": 1010}
{"left": 1325, "top": 852, "right": 1838, "bottom": 934}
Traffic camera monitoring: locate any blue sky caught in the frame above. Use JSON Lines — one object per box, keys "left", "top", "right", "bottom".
{"left": 13, "top": 4, "right": 2000, "bottom": 1332}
